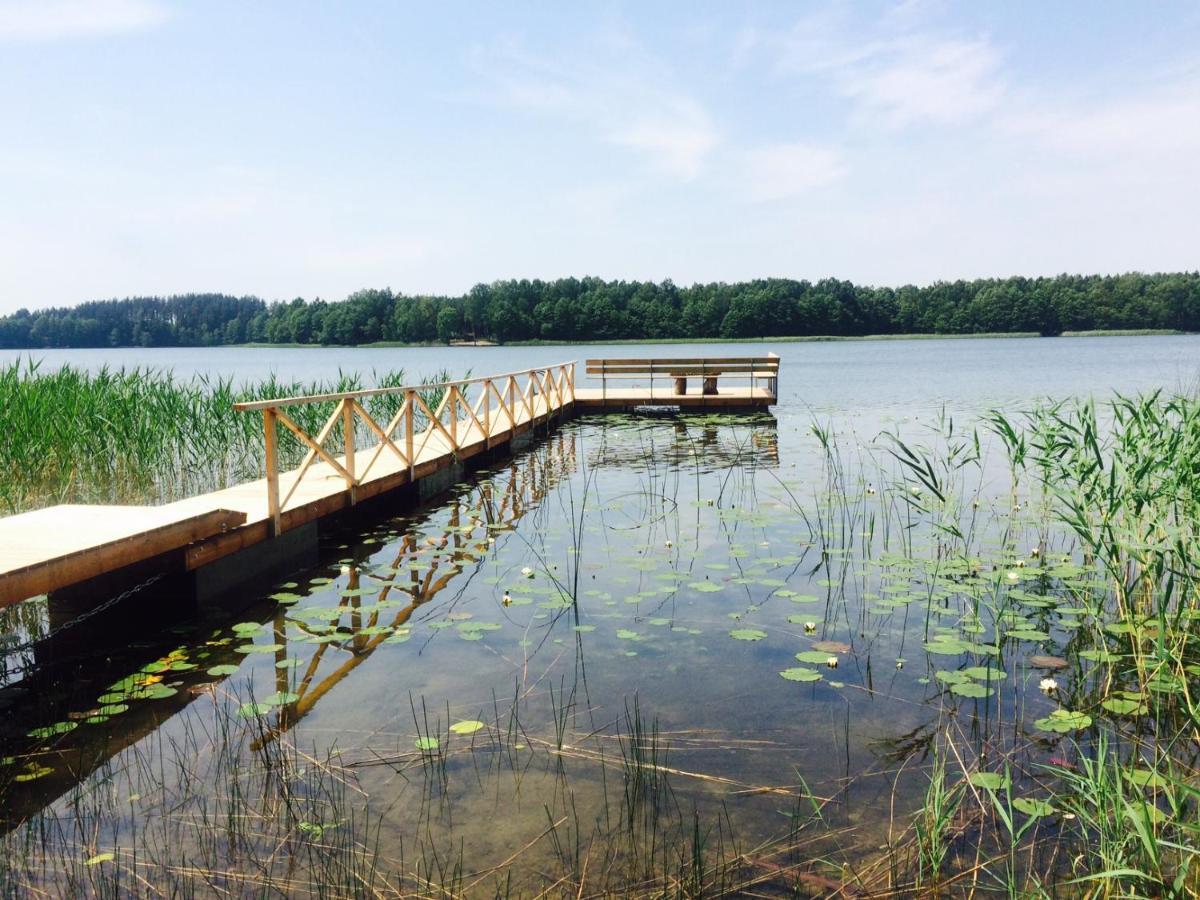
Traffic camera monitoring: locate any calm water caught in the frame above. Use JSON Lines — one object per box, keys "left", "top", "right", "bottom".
{"left": 2, "top": 335, "right": 1198, "bottom": 894}
{"left": 3, "top": 334, "right": 1198, "bottom": 420}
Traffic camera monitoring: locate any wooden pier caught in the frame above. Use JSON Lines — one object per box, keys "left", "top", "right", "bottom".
{"left": 0, "top": 356, "right": 777, "bottom": 609}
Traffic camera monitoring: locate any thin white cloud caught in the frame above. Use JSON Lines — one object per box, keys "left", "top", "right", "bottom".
{"left": 774, "top": 8, "right": 1004, "bottom": 127}
{"left": 0, "top": 0, "right": 167, "bottom": 41}
{"left": 470, "top": 37, "right": 719, "bottom": 181}
{"left": 841, "top": 37, "right": 1002, "bottom": 127}
{"left": 743, "top": 142, "right": 847, "bottom": 201}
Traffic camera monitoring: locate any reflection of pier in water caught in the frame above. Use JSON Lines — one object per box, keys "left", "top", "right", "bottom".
{"left": 0, "top": 429, "right": 577, "bottom": 832}
{"left": 587, "top": 414, "right": 778, "bottom": 472}
{"left": 253, "top": 429, "right": 576, "bottom": 749}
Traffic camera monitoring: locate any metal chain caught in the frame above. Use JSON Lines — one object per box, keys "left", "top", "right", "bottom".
{"left": 1, "top": 571, "right": 168, "bottom": 665}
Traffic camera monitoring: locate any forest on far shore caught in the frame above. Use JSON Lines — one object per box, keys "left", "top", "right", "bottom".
{"left": 0, "top": 272, "right": 1197, "bottom": 349}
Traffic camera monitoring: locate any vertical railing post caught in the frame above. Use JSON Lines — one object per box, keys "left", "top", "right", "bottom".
{"left": 405, "top": 390, "right": 415, "bottom": 479}
{"left": 342, "top": 398, "right": 357, "bottom": 504}
{"left": 508, "top": 377, "right": 517, "bottom": 428}
{"left": 483, "top": 379, "right": 492, "bottom": 449}
{"left": 263, "top": 407, "right": 282, "bottom": 536}
{"left": 448, "top": 386, "right": 459, "bottom": 449}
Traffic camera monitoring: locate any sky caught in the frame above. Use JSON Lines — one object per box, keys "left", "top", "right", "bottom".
{"left": 1, "top": 0, "right": 1199, "bottom": 314}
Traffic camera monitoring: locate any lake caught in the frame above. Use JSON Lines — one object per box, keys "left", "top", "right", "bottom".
{"left": 2, "top": 334, "right": 1198, "bottom": 895}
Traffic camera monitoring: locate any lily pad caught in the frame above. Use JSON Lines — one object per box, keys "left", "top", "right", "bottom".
{"left": 449, "top": 720, "right": 485, "bottom": 735}
{"left": 1012, "top": 797, "right": 1055, "bottom": 818}
{"left": 795, "top": 650, "right": 832, "bottom": 664}
{"left": 1035, "top": 709, "right": 1092, "bottom": 734}
{"left": 811, "top": 640, "right": 849, "bottom": 653}
{"left": 779, "top": 667, "right": 822, "bottom": 682}
{"left": 414, "top": 736, "right": 440, "bottom": 751}
{"left": 951, "top": 682, "right": 994, "bottom": 698}
{"left": 1028, "top": 655, "right": 1068, "bottom": 670}
{"left": 968, "top": 771, "right": 1009, "bottom": 790}
{"left": 729, "top": 628, "right": 767, "bottom": 641}
{"left": 235, "top": 643, "right": 285, "bottom": 654}
{"left": 206, "top": 664, "right": 240, "bottom": 677}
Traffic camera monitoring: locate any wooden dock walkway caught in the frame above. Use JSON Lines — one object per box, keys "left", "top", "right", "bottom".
{"left": 0, "top": 356, "right": 777, "bottom": 609}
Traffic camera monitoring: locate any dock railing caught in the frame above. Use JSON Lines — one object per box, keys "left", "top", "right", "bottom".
{"left": 234, "top": 362, "right": 576, "bottom": 535}
{"left": 585, "top": 353, "right": 779, "bottom": 400}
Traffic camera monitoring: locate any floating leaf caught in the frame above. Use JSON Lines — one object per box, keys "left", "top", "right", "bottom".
{"left": 689, "top": 582, "right": 724, "bottom": 593}
{"left": 963, "top": 666, "right": 1006, "bottom": 682}
{"left": 414, "top": 736, "right": 440, "bottom": 751}
{"left": 968, "top": 771, "right": 1008, "bottom": 790}
{"left": 263, "top": 691, "right": 300, "bottom": 706}
{"left": 1012, "top": 797, "right": 1054, "bottom": 817}
{"left": 235, "top": 643, "right": 285, "bottom": 654}
{"left": 449, "top": 720, "right": 485, "bottom": 735}
{"left": 729, "top": 628, "right": 767, "bottom": 641}
{"left": 1101, "top": 696, "right": 1147, "bottom": 716}
{"left": 1028, "top": 655, "right": 1068, "bottom": 670}
{"left": 812, "top": 640, "right": 849, "bottom": 653}
{"left": 85, "top": 852, "right": 114, "bottom": 866}
{"left": 779, "top": 667, "right": 822, "bottom": 683}
{"left": 28, "top": 721, "right": 77, "bottom": 740}
{"left": 795, "top": 650, "right": 832, "bottom": 664}
{"left": 238, "top": 702, "right": 268, "bottom": 718}
{"left": 951, "top": 682, "right": 994, "bottom": 698}
{"left": 1035, "top": 709, "right": 1092, "bottom": 734}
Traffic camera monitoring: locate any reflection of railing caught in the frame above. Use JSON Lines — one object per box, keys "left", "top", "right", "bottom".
{"left": 251, "top": 430, "right": 578, "bottom": 749}
{"left": 233, "top": 363, "right": 576, "bottom": 535}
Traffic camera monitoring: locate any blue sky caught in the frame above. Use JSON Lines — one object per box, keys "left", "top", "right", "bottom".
{"left": 2, "top": 1, "right": 1199, "bottom": 313}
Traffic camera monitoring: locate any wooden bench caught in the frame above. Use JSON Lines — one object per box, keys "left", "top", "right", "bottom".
{"left": 585, "top": 356, "right": 779, "bottom": 399}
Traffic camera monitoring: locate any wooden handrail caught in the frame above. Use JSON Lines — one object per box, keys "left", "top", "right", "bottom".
{"left": 240, "top": 362, "right": 577, "bottom": 535}
{"left": 233, "top": 361, "right": 577, "bottom": 411}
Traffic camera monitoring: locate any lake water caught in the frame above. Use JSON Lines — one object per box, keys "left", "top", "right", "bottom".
{"left": 3, "top": 333, "right": 1198, "bottom": 420}
{"left": 2, "top": 335, "right": 1198, "bottom": 895}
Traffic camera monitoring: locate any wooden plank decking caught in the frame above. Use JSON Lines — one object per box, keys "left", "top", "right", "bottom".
{"left": 0, "top": 357, "right": 777, "bottom": 608}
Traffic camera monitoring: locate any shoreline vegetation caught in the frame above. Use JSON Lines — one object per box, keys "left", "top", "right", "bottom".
{"left": 1, "top": 272, "right": 1197, "bottom": 349}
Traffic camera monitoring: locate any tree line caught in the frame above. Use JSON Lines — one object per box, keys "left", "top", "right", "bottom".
{"left": 1, "top": 273, "right": 1197, "bottom": 349}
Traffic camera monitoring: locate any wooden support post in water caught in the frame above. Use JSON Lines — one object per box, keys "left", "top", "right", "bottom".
{"left": 264, "top": 408, "right": 282, "bottom": 536}
{"left": 483, "top": 379, "right": 492, "bottom": 449}
{"left": 404, "top": 390, "right": 415, "bottom": 480}
{"left": 342, "top": 398, "right": 356, "bottom": 504}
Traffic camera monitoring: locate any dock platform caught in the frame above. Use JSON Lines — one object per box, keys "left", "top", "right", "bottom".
{"left": 0, "top": 356, "right": 777, "bottom": 609}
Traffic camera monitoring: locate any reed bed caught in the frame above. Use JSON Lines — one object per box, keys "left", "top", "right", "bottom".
{"left": 0, "top": 360, "right": 451, "bottom": 514}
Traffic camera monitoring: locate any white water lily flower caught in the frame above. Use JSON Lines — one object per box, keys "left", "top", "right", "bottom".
{"left": 521, "top": 566, "right": 534, "bottom": 578}
{"left": 665, "top": 540, "right": 673, "bottom": 549}
{"left": 501, "top": 592, "right": 512, "bottom": 606}
{"left": 826, "top": 656, "right": 839, "bottom": 668}
{"left": 1031, "top": 547, "right": 1040, "bottom": 557}
{"left": 339, "top": 565, "right": 351, "bottom": 575}
{"left": 1039, "top": 677, "right": 1058, "bottom": 693}
{"left": 803, "top": 621, "right": 817, "bottom": 633}
{"left": 1007, "top": 571, "right": 1020, "bottom": 582}
{"left": 1016, "top": 559, "right": 1026, "bottom": 568}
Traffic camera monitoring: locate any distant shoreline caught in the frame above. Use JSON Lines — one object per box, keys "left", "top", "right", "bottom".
{"left": 241, "top": 328, "right": 1187, "bottom": 350}
{"left": 0, "top": 328, "right": 1187, "bottom": 353}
